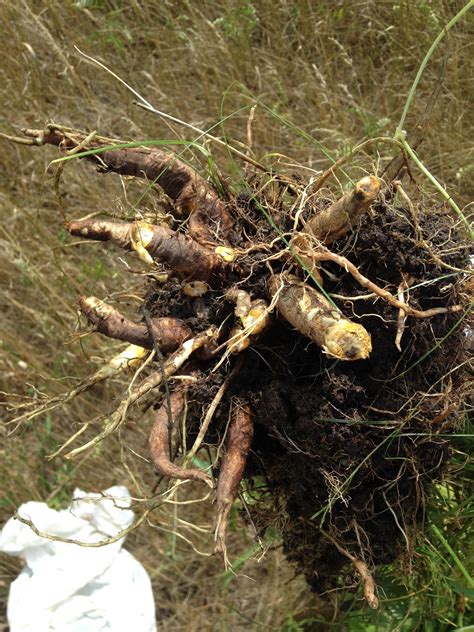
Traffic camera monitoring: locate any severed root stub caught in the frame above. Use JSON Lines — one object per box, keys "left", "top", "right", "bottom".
{"left": 304, "top": 175, "right": 380, "bottom": 244}
{"left": 291, "top": 175, "right": 381, "bottom": 282}
{"left": 268, "top": 274, "right": 372, "bottom": 360}
{"left": 214, "top": 402, "right": 254, "bottom": 558}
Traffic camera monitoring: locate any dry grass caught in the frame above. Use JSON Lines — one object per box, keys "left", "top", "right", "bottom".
{"left": 0, "top": 1, "right": 472, "bottom": 630}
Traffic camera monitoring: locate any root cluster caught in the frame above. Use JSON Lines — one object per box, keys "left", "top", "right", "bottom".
{"left": 3, "top": 124, "right": 471, "bottom": 607}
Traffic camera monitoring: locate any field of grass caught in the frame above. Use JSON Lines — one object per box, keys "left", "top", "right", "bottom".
{"left": 0, "top": 1, "right": 472, "bottom": 630}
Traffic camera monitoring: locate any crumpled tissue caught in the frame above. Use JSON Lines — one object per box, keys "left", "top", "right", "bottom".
{"left": 0, "top": 485, "right": 156, "bottom": 632}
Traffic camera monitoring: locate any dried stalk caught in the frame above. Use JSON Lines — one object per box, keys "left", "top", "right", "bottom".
{"left": 14, "top": 508, "right": 152, "bottom": 548}
{"left": 7, "top": 343, "right": 149, "bottom": 432}
{"left": 63, "top": 328, "right": 217, "bottom": 459}
{"left": 186, "top": 358, "right": 243, "bottom": 464}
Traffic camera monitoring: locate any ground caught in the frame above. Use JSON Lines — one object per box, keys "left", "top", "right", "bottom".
{"left": 0, "top": 2, "right": 472, "bottom": 630}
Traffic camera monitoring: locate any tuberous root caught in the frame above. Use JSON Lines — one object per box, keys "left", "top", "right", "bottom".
{"left": 214, "top": 402, "right": 254, "bottom": 558}
{"left": 79, "top": 296, "right": 192, "bottom": 353}
{"left": 14, "top": 125, "right": 234, "bottom": 243}
{"left": 67, "top": 218, "right": 228, "bottom": 281}
{"left": 305, "top": 175, "right": 381, "bottom": 244}
{"left": 268, "top": 275, "right": 372, "bottom": 361}
{"left": 149, "top": 392, "right": 213, "bottom": 487}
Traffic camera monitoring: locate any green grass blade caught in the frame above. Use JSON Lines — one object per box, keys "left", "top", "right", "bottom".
{"left": 431, "top": 524, "right": 474, "bottom": 589}
{"left": 396, "top": 0, "right": 474, "bottom": 135}
{"left": 399, "top": 137, "right": 473, "bottom": 238}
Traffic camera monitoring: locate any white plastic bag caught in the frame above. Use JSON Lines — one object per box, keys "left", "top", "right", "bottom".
{"left": 0, "top": 486, "right": 156, "bottom": 632}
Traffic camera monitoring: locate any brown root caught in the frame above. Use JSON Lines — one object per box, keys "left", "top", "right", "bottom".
{"left": 321, "top": 530, "right": 379, "bottom": 609}
{"left": 79, "top": 296, "right": 192, "bottom": 353}
{"left": 214, "top": 402, "right": 254, "bottom": 557}
{"left": 20, "top": 126, "right": 233, "bottom": 243}
{"left": 63, "top": 327, "right": 218, "bottom": 460}
{"left": 187, "top": 196, "right": 232, "bottom": 245}
{"left": 310, "top": 250, "right": 463, "bottom": 318}
{"left": 149, "top": 391, "right": 213, "bottom": 487}
{"left": 67, "top": 218, "right": 228, "bottom": 281}
{"left": 268, "top": 274, "right": 372, "bottom": 361}
{"left": 304, "top": 175, "right": 380, "bottom": 244}
{"left": 353, "top": 558, "right": 379, "bottom": 610}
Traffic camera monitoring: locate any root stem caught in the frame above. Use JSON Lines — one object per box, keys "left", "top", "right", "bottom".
{"left": 321, "top": 530, "right": 379, "bottom": 609}
{"left": 214, "top": 401, "right": 254, "bottom": 562}
{"left": 79, "top": 296, "right": 192, "bottom": 352}
{"left": 310, "top": 250, "right": 462, "bottom": 318}
{"left": 149, "top": 391, "right": 213, "bottom": 487}
{"left": 268, "top": 274, "right": 372, "bottom": 361}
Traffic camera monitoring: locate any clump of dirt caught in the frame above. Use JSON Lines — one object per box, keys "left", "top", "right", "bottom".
{"left": 146, "top": 182, "right": 471, "bottom": 594}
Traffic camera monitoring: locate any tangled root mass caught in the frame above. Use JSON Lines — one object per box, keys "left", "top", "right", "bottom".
{"left": 150, "top": 182, "right": 469, "bottom": 593}
{"left": 5, "top": 125, "right": 471, "bottom": 601}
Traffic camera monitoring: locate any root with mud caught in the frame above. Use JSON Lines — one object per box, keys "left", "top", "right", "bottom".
{"left": 2, "top": 123, "right": 471, "bottom": 609}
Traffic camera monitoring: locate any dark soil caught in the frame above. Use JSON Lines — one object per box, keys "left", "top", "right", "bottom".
{"left": 146, "top": 177, "right": 471, "bottom": 595}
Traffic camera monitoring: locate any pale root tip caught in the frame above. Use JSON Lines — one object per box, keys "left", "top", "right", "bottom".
{"left": 80, "top": 296, "right": 114, "bottom": 318}
{"left": 325, "top": 321, "right": 372, "bottom": 361}
{"left": 215, "top": 246, "right": 236, "bottom": 262}
{"left": 356, "top": 175, "right": 381, "bottom": 200}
